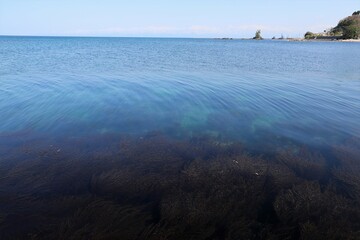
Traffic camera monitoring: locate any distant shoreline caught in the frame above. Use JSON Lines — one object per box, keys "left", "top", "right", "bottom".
{"left": 288, "top": 38, "right": 360, "bottom": 42}
{"left": 1, "top": 35, "right": 359, "bottom": 42}
{"left": 214, "top": 37, "right": 360, "bottom": 42}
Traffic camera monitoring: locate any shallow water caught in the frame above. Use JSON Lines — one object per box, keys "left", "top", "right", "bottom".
{"left": 1, "top": 37, "right": 360, "bottom": 239}
{"left": 1, "top": 36, "right": 360, "bottom": 152}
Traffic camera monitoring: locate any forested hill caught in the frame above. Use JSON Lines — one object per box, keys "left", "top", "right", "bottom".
{"left": 305, "top": 11, "right": 360, "bottom": 39}
{"left": 331, "top": 11, "right": 360, "bottom": 39}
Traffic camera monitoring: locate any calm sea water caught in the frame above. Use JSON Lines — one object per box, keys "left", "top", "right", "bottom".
{"left": 1, "top": 36, "right": 360, "bottom": 153}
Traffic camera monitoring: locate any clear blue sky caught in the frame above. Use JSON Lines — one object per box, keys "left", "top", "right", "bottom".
{"left": 0, "top": 0, "right": 358, "bottom": 38}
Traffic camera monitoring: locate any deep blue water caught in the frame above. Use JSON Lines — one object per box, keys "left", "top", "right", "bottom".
{"left": 1, "top": 36, "right": 360, "bottom": 153}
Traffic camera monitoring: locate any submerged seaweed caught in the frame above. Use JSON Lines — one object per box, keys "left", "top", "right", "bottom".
{"left": 0, "top": 134, "right": 360, "bottom": 239}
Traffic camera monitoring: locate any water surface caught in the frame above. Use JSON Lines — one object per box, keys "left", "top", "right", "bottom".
{"left": 1, "top": 36, "right": 360, "bottom": 239}
{"left": 1, "top": 37, "right": 359, "bottom": 152}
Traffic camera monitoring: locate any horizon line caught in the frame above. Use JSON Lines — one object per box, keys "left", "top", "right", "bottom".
{"left": 0, "top": 34, "right": 296, "bottom": 40}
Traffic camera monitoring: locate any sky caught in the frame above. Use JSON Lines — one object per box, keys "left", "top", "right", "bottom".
{"left": 0, "top": 0, "right": 359, "bottom": 38}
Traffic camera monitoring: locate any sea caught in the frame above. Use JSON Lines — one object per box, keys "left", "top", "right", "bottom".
{"left": 1, "top": 36, "right": 360, "bottom": 239}
{"left": 1, "top": 36, "right": 359, "bottom": 154}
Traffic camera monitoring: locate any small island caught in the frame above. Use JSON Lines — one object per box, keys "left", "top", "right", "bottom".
{"left": 253, "top": 29, "right": 263, "bottom": 40}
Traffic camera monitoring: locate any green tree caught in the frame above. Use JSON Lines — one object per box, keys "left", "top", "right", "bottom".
{"left": 343, "top": 25, "right": 359, "bottom": 39}
{"left": 304, "top": 31, "right": 315, "bottom": 39}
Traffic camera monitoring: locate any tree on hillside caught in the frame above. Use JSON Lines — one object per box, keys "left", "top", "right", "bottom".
{"left": 353, "top": 11, "right": 360, "bottom": 16}
{"left": 304, "top": 31, "right": 316, "bottom": 39}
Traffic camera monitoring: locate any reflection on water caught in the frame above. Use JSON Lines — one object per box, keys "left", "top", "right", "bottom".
{"left": 1, "top": 37, "right": 360, "bottom": 239}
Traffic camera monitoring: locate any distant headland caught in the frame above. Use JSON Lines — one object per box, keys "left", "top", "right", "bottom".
{"left": 215, "top": 11, "right": 360, "bottom": 42}
{"left": 304, "top": 10, "right": 360, "bottom": 41}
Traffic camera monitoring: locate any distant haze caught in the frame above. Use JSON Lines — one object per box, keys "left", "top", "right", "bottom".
{"left": 0, "top": 0, "right": 359, "bottom": 38}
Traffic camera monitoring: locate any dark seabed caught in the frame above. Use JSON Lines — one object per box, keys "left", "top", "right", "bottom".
{"left": 0, "top": 36, "right": 360, "bottom": 239}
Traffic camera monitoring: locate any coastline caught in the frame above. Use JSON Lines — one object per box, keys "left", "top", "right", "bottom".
{"left": 215, "top": 38, "right": 360, "bottom": 42}
{"left": 293, "top": 38, "right": 360, "bottom": 42}
{"left": 338, "top": 39, "right": 360, "bottom": 42}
